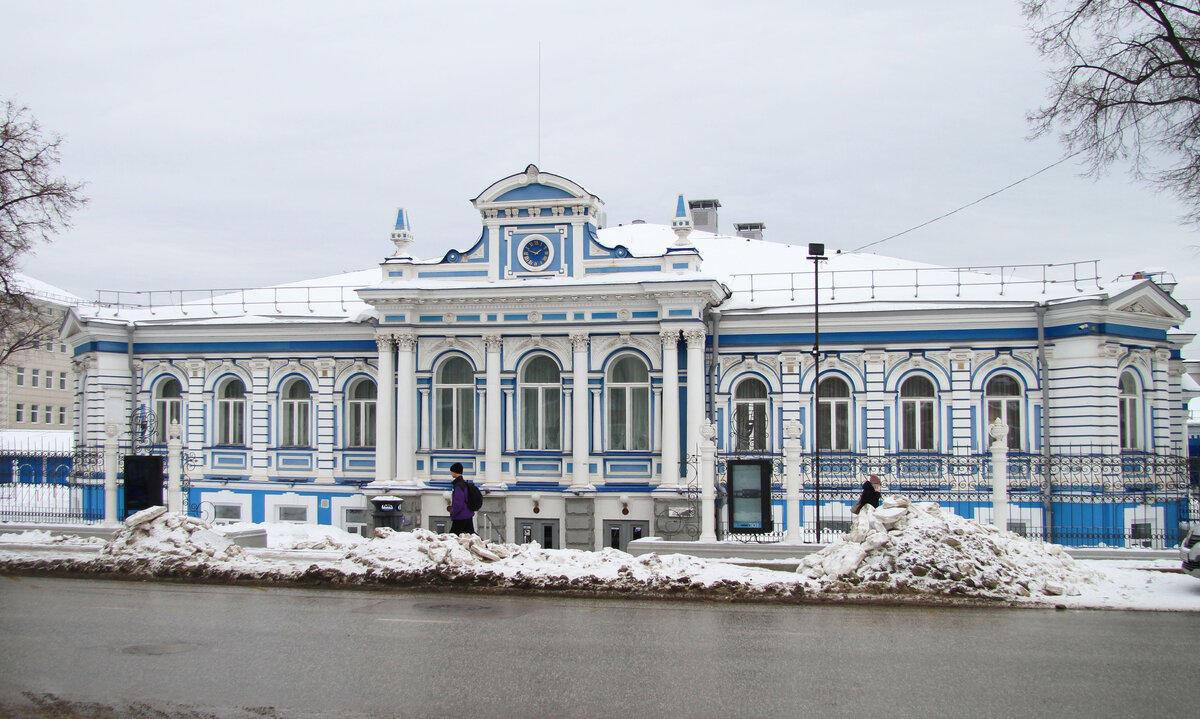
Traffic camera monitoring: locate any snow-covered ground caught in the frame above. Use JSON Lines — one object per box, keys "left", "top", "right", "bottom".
{"left": 1, "top": 499, "right": 1197, "bottom": 611}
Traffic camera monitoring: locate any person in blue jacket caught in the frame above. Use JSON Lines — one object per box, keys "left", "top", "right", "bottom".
{"left": 449, "top": 462, "right": 475, "bottom": 535}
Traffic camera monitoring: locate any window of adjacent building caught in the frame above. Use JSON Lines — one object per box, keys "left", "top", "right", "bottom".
{"left": 899, "top": 375, "right": 936, "bottom": 452}
{"left": 30, "top": 404, "right": 39, "bottom": 424}
{"left": 15, "top": 367, "right": 23, "bottom": 386}
{"left": 985, "top": 373, "right": 1023, "bottom": 450}
{"left": 154, "top": 377, "right": 183, "bottom": 443}
{"left": 216, "top": 378, "right": 246, "bottom": 446}
{"left": 15, "top": 404, "right": 23, "bottom": 423}
{"left": 59, "top": 371, "right": 67, "bottom": 390}
{"left": 31, "top": 369, "right": 39, "bottom": 388}
{"left": 58, "top": 406, "right": 65, "bottom": 425}
{"left": 347, "top": 378, "right": 377, "bottom": 448}
{"left": 42, "top": 406, "right": 51, "bottom": 424}
{"left": 59, "top": 343, "right": 66, "bottom": 353}
{"left": 607, "top": 355, "right": 650, "bottom": 451}
{"left": 1119, "top": 370, "right": 1141, "bottom": 450}
{"left": 280, "top": 378, "right": 311, "bottom": 447}
{"left": 520, "top": 355, "right": 562, "bottom": 451}
{"left": 733, "top": 377, "right": 769, "bottom": 452}
{"left": 278, "top": 506, "right": 307, "bottom": 523}
{"left": 816, "top": 376, "right": 851, "bottom": 450}
{"left": 435, "top": 357, "right": 475, "bottom": 450}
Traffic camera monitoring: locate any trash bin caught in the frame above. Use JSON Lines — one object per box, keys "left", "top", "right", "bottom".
{"left": 371, "top": 495, "right": 404, "bottom": 532}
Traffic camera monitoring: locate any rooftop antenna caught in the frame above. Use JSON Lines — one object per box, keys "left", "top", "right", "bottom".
{"left": 537, "top": 41, "right": 542, "bottom": 167}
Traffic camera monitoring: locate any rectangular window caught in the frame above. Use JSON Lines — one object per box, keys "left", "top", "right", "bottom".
{"left": 31, "top": 369, "right": 39, "bottom": 388}
{"left": 59, "top": 343, "right": 66, "bottom": 353}
{"left": 344, "top": 508, "right": 368, "bottom": 535}
{"left": 213, "top": 504, "right": 242, "bottom": 524}
{"left": 59, "top": 372, "right": 67, "bottom": 390}
{"left": 58, "top": 406, "right": 66, "bottom": 424}
{"left": 43, "top": 406, "right": 52, "bottom": 423}
{"left": 15, "top": 404, "right": 23, "bottom": 423}
{"left": 30, "top": 405, "right": 38, "bottom": 424}
{"left": 16, "top": 367, "right": 24, "bottom": 386}
{"left": 278, "top": 506, "right": 308, "bottom": 523}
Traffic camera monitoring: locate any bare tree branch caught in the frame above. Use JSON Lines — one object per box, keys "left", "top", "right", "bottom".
{"left": 1024, "top": 0, "right": 1200, "bottom": 223}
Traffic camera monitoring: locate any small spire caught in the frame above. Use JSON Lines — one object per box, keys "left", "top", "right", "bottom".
{"left": 390, "top": 207, "right": 414, "bottom": 259}
{"left": 671, "top": 193, "right": 693, "bottom": 247}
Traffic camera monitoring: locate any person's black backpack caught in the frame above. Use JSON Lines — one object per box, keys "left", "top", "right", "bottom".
{"left": 465, "top": 481, "right": 483, "bottom": 512}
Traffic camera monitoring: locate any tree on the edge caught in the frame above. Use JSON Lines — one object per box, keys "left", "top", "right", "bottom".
{"left": 1024, "top": 0, "right": 1200, "bottom": 222}
{"left": 0, "top": 100, "right": 87, "bottom": 369}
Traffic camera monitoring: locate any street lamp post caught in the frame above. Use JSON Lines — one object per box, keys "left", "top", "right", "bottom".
{"left": 807, "top": 242, "right": 826, "bottom": 543}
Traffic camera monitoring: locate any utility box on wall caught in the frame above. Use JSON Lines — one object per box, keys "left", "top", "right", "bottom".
{"left": 727, "top": 459, "right": 773, "bottom": 534}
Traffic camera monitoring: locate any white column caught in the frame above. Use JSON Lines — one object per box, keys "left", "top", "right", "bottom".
{"left": 394, "top": 333, "right": 416, "bottom": 484}
{"left": 167, "top": 421, "right": 183, "bottom": 513}
{"left": 314, "top": 358, "right": 336, "bottom": 483}
{"left": 698, "top": 420, "right": 717, "bottom": 542}
{"left": 571, "top": 333, "right": 591, "bottom": 487}
{"left": 484, "top": 334, "right": 503, "bottom": 486}
{"left": 783, "top": 419, "right": 803, "bottom": 542}
{"left": 683, "top": 328, "right": 706, "bottom": 459}
{"left": 989, "top": 418, "right": 1009, "bottom": 531}
{"left": 660, "top": 329, "right": 680, "bottom": 488}
{"left": 104, "top": 422, "right": 120, "bottom": 525}
{"left": 372, "top": 335, "right": 395, "bottom": 487}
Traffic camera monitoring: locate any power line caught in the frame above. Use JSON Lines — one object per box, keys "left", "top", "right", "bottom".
{"left": 851, "top": 149, "right": 1087, "bottom": 253}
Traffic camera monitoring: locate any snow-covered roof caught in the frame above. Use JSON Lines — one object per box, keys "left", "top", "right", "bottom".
{"left": 76, "top": 224, "right": 1168, "bottom": 327}
{"left": 10, "top": 273, "right": 82, "bottom": 307}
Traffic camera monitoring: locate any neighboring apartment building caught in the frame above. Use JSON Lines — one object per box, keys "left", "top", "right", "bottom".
{"left": 1, "top": 274, "right": 80, "bottom": 433}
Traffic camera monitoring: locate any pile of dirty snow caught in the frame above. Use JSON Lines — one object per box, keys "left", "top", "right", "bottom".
{"left": 798, "top": 497, "right": 1097, "bottom": 600}
{"left": 0, "top": 529, "right": 105, "bottom": 546}
{"left": 101, "top": 506, "right": 245, "bottom": 573}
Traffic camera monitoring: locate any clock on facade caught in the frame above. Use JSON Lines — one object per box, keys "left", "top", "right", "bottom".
{"left": 518, "top": 235, "right": 554, "bottom": 271}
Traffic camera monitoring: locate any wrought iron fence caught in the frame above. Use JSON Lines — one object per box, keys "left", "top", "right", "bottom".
{"left": 0, "top": 445, "right": 105, "bottom": 524}
{"left": 714, "top": 448, "right": 1199, "bottom": 548}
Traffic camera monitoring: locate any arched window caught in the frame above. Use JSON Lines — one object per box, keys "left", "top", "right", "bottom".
{"left": 817, "top": 376, "right": 851, "bottom": 451}
{"left": 216, "top": 378, "right": 246, "bottom": 446}
{"left": 154, "top": 377, "right": 182, "bottom": 444}
{"left": 985, "top": 374, "right": 1023, "bottom": 450}
{"left": 520, "top": 355, "right": 561, "bottom": 450}
{"left": 1119, "top": 370, "right": 1141, "bottom": 450}
{"left": 280, "top": 378, "right": 311, "bottom": 447}
{"left": 899, "top": 375, "right": 936, "bottom": 451}
{"left": 733, "top": 377, "right": 769, "bottom": 451}
{"left": 347, "top": 378, "right": 377, "bottom": 448}
{"left": 607, "top": 355, "right": 650, "bottom": 451}
{"left": 436, "top": 357, "right": 475, "bottom": 450}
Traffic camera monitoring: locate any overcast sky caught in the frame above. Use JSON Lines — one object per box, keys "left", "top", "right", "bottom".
{"left": 6, "top": 1, "right": 1200, "bottom": 349}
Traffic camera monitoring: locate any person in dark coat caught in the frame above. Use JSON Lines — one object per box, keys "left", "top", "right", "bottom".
{"left": 448, "top": 462, "right": 475, "bottom": 535}
{"left": 854, "top": 474, "right": 882, "bottom": 513}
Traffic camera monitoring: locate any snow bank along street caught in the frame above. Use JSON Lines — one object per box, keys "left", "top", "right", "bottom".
{"left": 1, "top": 503, "right": 1197, "bottom": 611}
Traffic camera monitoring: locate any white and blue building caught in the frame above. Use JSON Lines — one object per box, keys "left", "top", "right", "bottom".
{"left": 63, "top": 165, "right": 1197, "bottom": 548}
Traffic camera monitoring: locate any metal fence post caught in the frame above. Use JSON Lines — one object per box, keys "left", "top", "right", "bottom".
{"left": 783, "top": 419, "right": 803, "bottom": 542}
{"left": 103, "top": 423, "right": 120, "bottom": 525}
{"left": 989, "top": 418, "right": 1009, "bottom": 531}
{"left": 698, "top": 420, "right": 718, "bottom": 543}
{"left": 167, "top": 421, "right": 183, "bottom": 513}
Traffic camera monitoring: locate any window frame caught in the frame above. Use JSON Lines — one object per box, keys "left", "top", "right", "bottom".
{"left": 606, "top": 354, "right": 651, "bottom": 452}
{"left": 215, "top": 377, "right": 247, "bottom": 447}
{"left": 732, "top": 376, "right": 770, "bottom": 452}
{"left": 434, "top": 356, "right": 475, "bottom": 450}
{"left": 816, "top": 376, "right": 852, "bottom": 451}
{"left": 898, "top": 375, "right": 937, "bottom": 452}
{"left": 519, "top": 354, "right": 563, "bottom": 451}
{"left": 984, "top": 373, "right": 1024, "bottom": 451}
{"left": 1119, "top": 370, "right": 1141, "bottom": 451}
{"left": 280, "top": 377, "right": 312, "bottom": 448}
{"left": 346, "top": 377, "right": 377, "bottom": 449}
{"left": 154, "top": 377, "right": 184, "bottom": 444}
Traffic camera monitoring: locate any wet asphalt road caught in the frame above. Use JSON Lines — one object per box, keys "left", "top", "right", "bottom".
{"left": 0, "top": 576, "right": 1195, "bottom": 718}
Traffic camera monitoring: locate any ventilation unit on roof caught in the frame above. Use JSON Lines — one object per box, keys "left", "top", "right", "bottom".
{"left": 688, "top": 199, "right": 721, "bottom": 234}
{"left": 734, "top": 222, "right": 765, "bottom": 240}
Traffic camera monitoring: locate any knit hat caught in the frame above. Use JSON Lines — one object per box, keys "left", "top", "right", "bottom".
{"left": 450, "top": 462, "right": 464, "bottom": 474}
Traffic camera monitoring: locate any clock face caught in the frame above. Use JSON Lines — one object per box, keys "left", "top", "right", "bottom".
{"left": 519, "top": 236, "right": 553, "bottom": 271}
